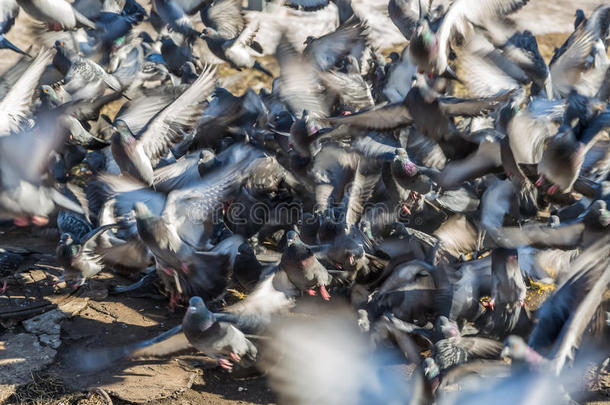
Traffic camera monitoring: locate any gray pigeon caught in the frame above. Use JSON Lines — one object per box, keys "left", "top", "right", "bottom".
{"left": 183, "top": 296, "right": 258, "bottom": 370}
{"left": 111, "top": 66, "right": 216, "bottom": 185}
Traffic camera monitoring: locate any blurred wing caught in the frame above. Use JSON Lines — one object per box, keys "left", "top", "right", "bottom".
{"left": 115, "top": 94, "right": 177, "bottom": 135}
{"left": 550, "top": 263, "right": 610, "bottom": 375}
{"left": 439, "top": 91, "right": 511, "bottom": 117}
{"left": 276, "top": 35, "right": 328, "bottom": 119}
{"left": 153, "top": 152, "right": 203, "bottom": 192}
{"left": 0, "top": 114, "right": 64, "bottom": 187}
{"left": 528, "top": 235, "right": 610, "bottom": 354}
{"left": 137, "top": 65, "right": 217, "bottom": 165}
{"left": 261, "top": 306, "right": 412, "bottom": 405}
{"left": 456, "top": 40, "right": 526, "bottom": 98}
{"left": 162, "top": 145, "right": 263, "bottom": 247}
{"left": 438, "top": 135, "right": 502, "bottom": 189}
{"left": 435, "top": 0, "right": 530, "bottom": 72}
{"left": 91, "top": 174, "right": 167, "bottom": 217}
{"left": 549, "top": 28, "right": 595, "bottom": 97}
{"left": 201, "top": 0, "right": 244, "bottom": 39}
{"left": 345, "top": 158, "right": 381, "bottom": 228}
{"left": 303, "top": 15, "right": 367, "bottom": 71}
{"left": 461, "top": 337, "right": 504, "bottom": 358}
{"left": 328, "top": 103, "right": 413, "bottom": 130}
{"left": 0, "top": 48, "right": 55, "bottom": 135}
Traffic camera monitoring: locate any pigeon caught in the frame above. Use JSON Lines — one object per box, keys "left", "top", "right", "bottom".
{"left": 111, "top": 65, "right": 216, "bottom": 185}
{"left": 56, "top": 224, "right": 119, "bottom": 287}
{"left": 0, "top": 48, "right": 55, "bottom": 136}
{"left": 17, "top": 0, "right": 98, "bottom": 30}
{"left": 280, "top": 231, "right": 332, "bottom": 300}
{"left": 53, "top": 40, "right": 122, "bottom": 97}
{"left": 199, "top": 0, "right": 271, "bottom": 76}
{"left": 183, "top": 296, "right": 258, "bottom": 370}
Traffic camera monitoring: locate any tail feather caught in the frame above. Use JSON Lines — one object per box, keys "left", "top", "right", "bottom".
{"left": 70, "top": 325, "right": 184, "bottom": 372}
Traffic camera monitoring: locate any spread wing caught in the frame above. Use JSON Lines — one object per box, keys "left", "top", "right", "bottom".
{"left": 137, "top": 65, "right": 216, "bottom": 166}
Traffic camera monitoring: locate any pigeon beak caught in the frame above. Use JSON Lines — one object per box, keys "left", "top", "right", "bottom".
{"left": 501, "top": 347, "right": 510, "bottom": 358}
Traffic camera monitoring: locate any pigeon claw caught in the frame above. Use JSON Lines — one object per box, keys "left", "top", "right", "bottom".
{"left": 535, "top": 175, "right": 544, "bottom": 187}
{"left": 305, "top": 288, "right": 317, "bottom": 296}
{"left": 547, "top": 185, "right": 559, "bottom": 195}
{"left": 229, "top": 352, "right": 240, "bottom": 362}
{"left": 31, "top": 216, "right": 49, "bottom": 226}
{"left": 218, "top": 358, "right": 233, "bottom": 370}
{"left": 13, "top": 217, "right": 30, "bottom": 227}
{"left": 319, "top": 284, "right": 331, "bottom": 301}
{"left": 0, "top": 280, "right": 7, "bottom": 295}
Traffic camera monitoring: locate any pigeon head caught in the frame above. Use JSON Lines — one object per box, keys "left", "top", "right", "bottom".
{"left": 286, "top": 230, "right": 300, "bottom": 246}
{"left": 53, "top": 40, "right": 74, "bottom": 57}
{"left": 186, "top": 296, "right": 215, "bottom": 329}
{"left": 59, "top": 233, "right": 75, "bottom": 247}
{"left": 342, "top": 55, "right": 360, "bottom": 74}
{"left": 197, "top": 150, "right": 218, "bottom": 175}
{"left": 393, "top": 149, "right": 418, "bottom": 177}
{"left": 200, "top": 27, "right": 220, "bottom": 39}
{"left": 410, "top": 21, "right": 437, "bottom": 60}
{"left": 423, "top": 357, "right": 439, "bottom": 379}
{"left": 40, "top": 85, "right": 60, "bottom": 105}
{"left": 303, "top": 36, "right": 314, "bottom": 46}
{"left": 389, "top": 222, "right": 408, "bottom": 238}
{"left": 114, "top": 120, "right": 136, "bottom": 144}
{"left": 501, "top": 335, "right": 538, "bottom": 363}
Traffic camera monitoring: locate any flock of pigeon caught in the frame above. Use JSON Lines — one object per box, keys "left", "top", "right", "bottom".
{"left": 0, "top": 0, "right": 610, "bottom": 403}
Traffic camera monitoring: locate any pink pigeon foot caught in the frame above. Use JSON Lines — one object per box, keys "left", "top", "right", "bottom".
{"left": 319, "top": 284, "right": 331, "bottom": 301}
{"left": 547, "top": 185, "right": 559, "bottom": 195}
{"left": 13, "top": 217, "right": 30, "bottom": 227}
{"left": 218, "top": 358, "right": 233, "bottom": 370}
{"left": 31, "top": 216, "right": 49, "bottom": 226}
